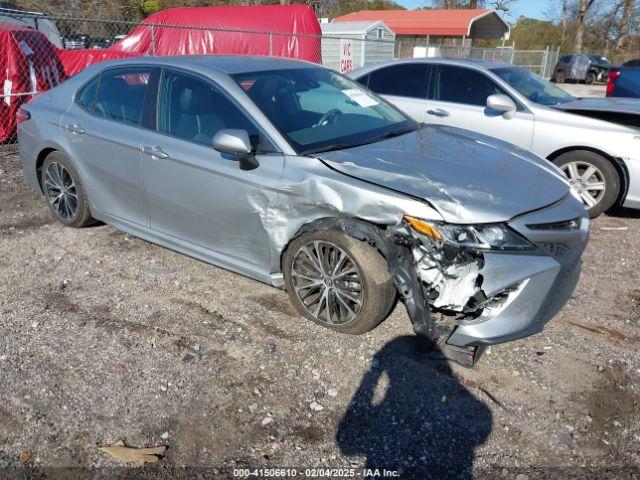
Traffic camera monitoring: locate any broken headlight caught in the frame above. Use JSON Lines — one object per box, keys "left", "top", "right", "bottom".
{"left": 404, "top": 216, "right": 534, "bottom": 251}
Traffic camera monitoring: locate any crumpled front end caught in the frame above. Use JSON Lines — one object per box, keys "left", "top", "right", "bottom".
{"left": 404, "top": 194, "right": 589, "bottom": 351}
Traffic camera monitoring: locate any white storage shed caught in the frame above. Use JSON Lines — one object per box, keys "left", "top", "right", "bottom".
{"left": 321, "top": 21, "right": 395, "bottom": 74}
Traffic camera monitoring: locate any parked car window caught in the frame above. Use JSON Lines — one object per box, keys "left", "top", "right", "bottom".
{"left": 158, "top": 71, "right": 274, "bottom": 152}
{"left": 432, "top": 65, "right": 508, "bottom": 106}
{"left": 589, "top": 55, "right": 611, "bottom": 66}
{"left": 367, "top": 63, "right": 430, "bottom": 99}
{"left": 354, "top": 73, "right": 370, "bottom": 88}
{"left": 492, "top": 67, "right": 574, "bottom": 106}
{"left": 76, "top": 75, "right": 99, "bottom": 110}
{"left": 233, "top": 68, "right": 416, "bottom": 155}
{"left": 94, "top": 67, "right": 152, "bottom": 125}
{"left": 561, "top": 55, "right": 573, "bottom": 63}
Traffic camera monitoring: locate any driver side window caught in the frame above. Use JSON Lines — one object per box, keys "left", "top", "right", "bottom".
{"left": 158, "top": 71, "right": 275, "bottom": 152}
{"left": 432, "top": 65, "right": 509, "bottom": 107}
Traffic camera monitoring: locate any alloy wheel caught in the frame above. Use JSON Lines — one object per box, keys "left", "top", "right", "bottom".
{"left": 561, "top": 161, "right": 606, "bottom": 209}
{"left": 291, "top": 240, "right": 363, "bottom": 325}
{"left": 44, "top": 162, "right": 78, "bottom": 220}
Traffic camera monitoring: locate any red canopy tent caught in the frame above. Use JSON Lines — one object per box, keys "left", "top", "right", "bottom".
{"left": 56, "top": 49, "right": 140, "bottom": 77}
{"left": 0, "top": 22, "right": 65, "bottom": 143}
{"left": 110, "top": 4, "right": 322, "bottom": 62}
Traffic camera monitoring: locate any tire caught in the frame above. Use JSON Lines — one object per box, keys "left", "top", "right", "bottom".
{"left": 553, "top": 150, "right": 620, "bottom": 218}
{"left": 555, "top": 70, "right": 565, "bottom": 83}
{"left": 283, "top": 230, "right": 396, "bottom": 335}
{"left": 41, "top": 151, "right": 95, "bottom": 228}
{"left": 585, "top": 72, "right": 596, "bottom": 85}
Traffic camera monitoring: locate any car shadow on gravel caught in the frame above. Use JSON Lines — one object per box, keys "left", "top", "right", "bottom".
{"left": 336, "top": 336, "right": 492, "bottom": 479}
{"left": 606, "top": 206, "right": 640, "bottom": 219}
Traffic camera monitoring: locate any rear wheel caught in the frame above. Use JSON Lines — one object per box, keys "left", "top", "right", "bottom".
{"left": 553, "top": 150, "right": 620, "bottom": 218}
{"left": 585, "top": 71, "right": 596, "bottom": 85}
{"left": 283, "top": 230, "right": 396, "bottom": 335}
{"left": 555, "top": 70, "right": 565, "bottom": 83}
{"left": 41, "top": 151, "right": 95, "bottom": 228}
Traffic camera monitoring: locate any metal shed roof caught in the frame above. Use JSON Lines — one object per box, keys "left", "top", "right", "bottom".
{"left": 332, "top": 9, "right": 510, "bottom": 39}
{"left": 321, "top": 21, "right": 393, "bottom": 36}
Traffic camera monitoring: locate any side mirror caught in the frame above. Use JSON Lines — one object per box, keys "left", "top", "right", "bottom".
{"left": 213, "top": 129, "right": 259, "bottom": 170}
{"left": 486, "top": 94, "right": 517, "bottom": 119}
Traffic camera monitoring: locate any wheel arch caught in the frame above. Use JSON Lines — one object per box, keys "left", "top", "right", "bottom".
{"left": 35, "top": 147, "right": 59, "bottom": 193}
{"left": 546, "top": 146, "right": 630, "bottom": 206}
{"left": 279, "top": 216, "right": 390, "bottom": 273}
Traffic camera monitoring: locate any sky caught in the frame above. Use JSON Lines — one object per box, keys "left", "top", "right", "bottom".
{"left": 395, "top": 1, "right": 551, "bottom": 21}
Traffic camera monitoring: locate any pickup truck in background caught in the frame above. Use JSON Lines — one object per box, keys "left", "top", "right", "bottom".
{"left": 607, "top": 60, "right": 640, "bottom": 98}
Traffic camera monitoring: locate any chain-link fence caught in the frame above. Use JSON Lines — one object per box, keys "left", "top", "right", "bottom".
{"left": 0, "top": 10, "right": 561, "bottom": 146}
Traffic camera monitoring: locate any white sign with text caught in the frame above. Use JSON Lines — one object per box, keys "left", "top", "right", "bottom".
{"left": 339, "top": 39, "right": 353, "bottom": 74}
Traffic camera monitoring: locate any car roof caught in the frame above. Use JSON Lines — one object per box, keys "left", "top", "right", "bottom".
{"left": 94, "top": 55, "right": 322, "bottom": 75}
{"left": 350, "top": 57, "right": 515, "bottom": 75}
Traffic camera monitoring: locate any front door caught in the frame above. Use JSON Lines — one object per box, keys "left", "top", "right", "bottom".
{"left": 426, "top": 64, "right": 535, "bottom": 150}
{"left": 140, "top": 69, "right": 284, "bottom": 275}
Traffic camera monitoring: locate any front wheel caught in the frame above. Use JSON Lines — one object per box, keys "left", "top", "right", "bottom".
{"left": 283, "top": 230, "right": 396, "bottom": 335}
{"left": 553, "top": 150, "right": 620, "bottom": 218}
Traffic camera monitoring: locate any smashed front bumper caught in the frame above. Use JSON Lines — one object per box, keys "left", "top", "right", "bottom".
{"left": 293, "top": 195, "right": 587, "bottom": 366}
{"left": 411, "top": 195, "right": 589, "bottom": 349}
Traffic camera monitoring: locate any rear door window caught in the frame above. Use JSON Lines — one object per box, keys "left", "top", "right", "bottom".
{"left": 367, "top": 63, "right": 430, "bottom": 99}
{"left": 94, "top": 67, "right": 153, "bottom": 125}
{"left": 432, "top": 65, "right": 509, "bottom": 107}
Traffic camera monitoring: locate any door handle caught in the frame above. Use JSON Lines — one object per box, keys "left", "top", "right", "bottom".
{"left": 426, "top": 108, "right": 450, "bottom": 118}
{"left": 142, "top": 145, "right": 169, "bottom": 160}
{"left": 65, "top": 123, "right": 85, "bottom": 134}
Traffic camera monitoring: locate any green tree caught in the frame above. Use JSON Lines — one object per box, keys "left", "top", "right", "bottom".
{"left": 509, "top": 16, "right": 562, "bottom": 49}
{"left": 132, "top": 0, "right": 164, "bottom": 19}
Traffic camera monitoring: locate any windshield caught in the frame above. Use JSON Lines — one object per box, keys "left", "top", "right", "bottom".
{"left": 492, "top": 67, "right": 575, "bottom": 106}
{"left": 589, "top": 55, "right": 611, "bottom": 65}
{"left": 233, "top": 68, "right": 417, "bottom": 155}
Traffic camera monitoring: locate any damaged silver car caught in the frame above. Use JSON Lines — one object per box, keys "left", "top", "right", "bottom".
{"left": 18, "top": 56, "right": 589, "bottom": 366}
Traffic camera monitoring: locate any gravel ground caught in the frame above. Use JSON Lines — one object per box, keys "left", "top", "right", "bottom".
{"left": 1, "top": 146, "right": 639, "bottom": 480}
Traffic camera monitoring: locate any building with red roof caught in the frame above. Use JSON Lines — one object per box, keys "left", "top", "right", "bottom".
{"left": 332, "top": 9, "right": 510, "bottom": 43}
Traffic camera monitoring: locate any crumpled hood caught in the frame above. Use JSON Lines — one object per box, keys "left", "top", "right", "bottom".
{"left": 315, "top": 125, "right": 570, "bottom": 224}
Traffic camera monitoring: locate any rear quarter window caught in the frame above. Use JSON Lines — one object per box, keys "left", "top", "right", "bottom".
{"left": 76, "top": 75, "right": 99, "bottom": 111}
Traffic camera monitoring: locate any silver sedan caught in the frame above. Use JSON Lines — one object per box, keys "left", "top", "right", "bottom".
{"left": 350, "top": 58, "right": 640, "bottom": 218}
{"left": 18, "top": 56, "right": 588, "bottom": 366}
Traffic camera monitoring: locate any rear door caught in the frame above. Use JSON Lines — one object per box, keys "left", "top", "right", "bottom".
{"left": 139, "top": 68, "right": 284, "bottom": 276}
{"left": 426, "top": 64, "right": 535, "bottom": 150}
{"left": 61, "top": 66, "right": 159, "bottom": 227}
{"left": 357, "top": 63, "right": 431, "bottom": 121}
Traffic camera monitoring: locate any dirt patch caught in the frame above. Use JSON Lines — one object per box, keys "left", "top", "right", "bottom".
{"left": 253, "top": 293, "right": 298, "bottom": 317}
{"left": 578, "top": 364, "right": 640, "bottom": 461}
{"left": 291, "top": 423, "right": 324, "bottom": 444}
{"left": 568, "top": 320, "right": 633, "bottom": 344}
{"left": 1, "top": 215, "right": 54, "bottom": 233}
{"left": 172, "top": 298, "right": 227, "bottom": 323}
{"left": 171, "top": 297, "right": 297, "bottom": 341}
